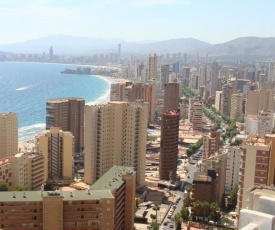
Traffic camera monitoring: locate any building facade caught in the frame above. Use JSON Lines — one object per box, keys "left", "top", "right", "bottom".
{"left": 36, "top": 127, "right": 74, "bottom": 181}
{"left": 159, "top": 110, "right": 179, "bottom": 180}
{"left": 230, "top": 93, "right": 244, "bottom": 123}
{"left": 246, "top": 90, "right": 274, "bottom": 116}
{"left": 84, "top": 101, "right": 148, "bottom": 187}
{"left": 163, "top": 83, "right": 179, "bottom": 112}
{"left": 46, "top": 98, "right": 84, "bottom": 153}
{"left": 0, "top": 112, "right": 18, "bottom": 159}
{"left": 0, "top": 166, "right": 136, "bottom": 230}
{"left": 202, "top": 132, "right": 220, "bottom": 159}
{"left": 188, "top": 98, "right": 203, "bottom": 132}
{"left": 237, "top": 134, "right": 271, "bottom": 216}
{"left": 221, "top": 84, "right": 233, "bottom": 116}
{"left": 225, "top": 147, "right": 242, "bottom": 192}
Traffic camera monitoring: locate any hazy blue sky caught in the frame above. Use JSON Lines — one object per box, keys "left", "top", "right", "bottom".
{"left": 1, "top": 0, "right": 275, "bottom": 44}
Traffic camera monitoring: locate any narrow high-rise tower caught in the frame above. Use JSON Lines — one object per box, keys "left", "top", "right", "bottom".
{"left": 118, "top": 43, "right": 121, "bottom": 64}
{"left": 210, "top": 61, "right": 219, "bottom": 96}
{"left": 148, "top": 54, "right": 158, "bottom": 81}
{"left": 159, "top": 110, "right": 179, "bottom": 180}
{"left": 49, "top": 46, "right": 53, "bottom": 59}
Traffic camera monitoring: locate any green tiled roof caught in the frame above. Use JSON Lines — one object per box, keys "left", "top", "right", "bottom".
{"left": 90, "top": 165, "right": 135, "bottom": 192}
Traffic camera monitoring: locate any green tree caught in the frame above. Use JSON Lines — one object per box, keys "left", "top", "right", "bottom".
{"left": 181, "top": 206, "right": 190, "bottom": 223}
{"left": 209, "top": 202, "right": 220, "bottom": 222}
{"left": 220, "top": 192, "right": 226, "bottom": 212}
{"left": 150, "top": 222, "right": 159, "bottom": 230}
{"left": 230, "top": 184, "right": 238, "bottom": 210}
{"left": 0, "top": 181, "right": 8, "bottom": 191}
{"left": 202, "top": 201, "right": 209, "bottom": 221}
{"left": 172, "top": 213, "right": 183, "bottom": 230}
{"left": 184, "top": 184, "right": 192, "bottom": 207}
{"left": 152, "top": 203, "right": 160, "bottom": 223}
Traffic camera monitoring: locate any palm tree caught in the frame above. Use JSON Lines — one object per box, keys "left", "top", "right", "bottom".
{"left": 202, "top": 201, "right": 209, "bottom": 222}
{"left": 172, "top": 213, "right": 183, "bottom": 230}
{"left": 192, "top": 200, "right": 202, "bottom": 220}
{"left": 184, "top": 184, "right": 192, "bottom": 207}
{"left": 152, "top": 203, "right": 160, "bottom": 223}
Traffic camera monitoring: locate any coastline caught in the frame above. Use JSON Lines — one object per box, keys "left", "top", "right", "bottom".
{"left": 18, "top": 73, "right": 128, "bottom": 146}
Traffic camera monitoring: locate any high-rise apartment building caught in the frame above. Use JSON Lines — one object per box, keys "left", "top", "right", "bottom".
{"left": 110, "top": 82, "right": 155, "bottom": 123}
{"left": 221, "top": 84, "right": 233, "bottom": 116}
{"left": 237, "top": 134, "right": 272, "bottom": 216}
{"left": 210, "top": 61, "right": 219, "bottom": 96}
{"left": 258, "top": 111, "right": 274, "bottom": 137}
{"left": 264, "top": 134, "right": 275, "bottom": 185}
{"left": 147, "top": 53, "right": 158, "bottom": 81}
{"left": 200, "top": 153, "right": 227, "bottom": 204}
{"left": 27, "top": 152, "right": 45, "bottom": 190}
{"left": 191, "top": 170, "right": 217, "bottom": 216}
{"left": 110, "top": 83, "right": 125, "bottom": 101}
{"left": 143, "top": 83, "right": 156, "bottom": 123}
{"left": 225, "top": 146, "right": 242, "bottom": 192}
{"left": 268, "top": 61, "right": 275, "bottom": 82}
{"left": 36, "top": 127, "right": 74, "bottom": 181}
{"left": 199, "top": 65, "right": 207, "bottom": 87}
{"left": 0, "top": 112, "right": 18, "bottom": 158}
{"left": 230, "top": 93, "right": 244, "bottom": 122}
{"left": 118, "top": 43, "right": 121, "bottom": 64}
{"left": 0, "top": 165, "right": 136, "bottom": 230}
{"left": 161, "top": 64, "right": 170, "bottom": 87}
{"left": 188, "top": 98, "right": 203, "bottom": 131}
{"left": 46, "top": 97, "right": 84, "bottom": 153}
{"left": 11, "top": 153, "right": 29, "bottom": 188}
{"left": 215, "top": 91, "right": 222, "bottom": 111}
{"left": 84, "top": 101, "right": 148, "bottom": 187}
{"left": 246, "top": 90, "right": 274, "bottom": 116}
{"left": 163, "top": 83, "right": 179, "bottom": 112}
{"left": 159, "top": 110, "right": 179, "bottom": 180}
{"left": 202, "top": 132, "right": 220, "bottom": 159}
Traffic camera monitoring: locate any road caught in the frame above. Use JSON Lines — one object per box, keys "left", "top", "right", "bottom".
{"left": 159, "top": 190, "right": 185, "bottom": 230}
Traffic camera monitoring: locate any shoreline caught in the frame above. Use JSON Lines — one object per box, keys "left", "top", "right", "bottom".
{"left": 18, "top": 73, "right": 128, "bottom": 144}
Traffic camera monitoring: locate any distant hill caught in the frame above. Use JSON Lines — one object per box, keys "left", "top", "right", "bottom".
{"left": 0, "top": 35, "right": 211, "bottom": 55}
{"left": 202, "top": 37, "right": 275, "bottom": 57}
{"left": 0, "top": 35, "right": 126, "bottom": 54}
{"left": 1, "top": 35, "right": 275, "bottom": 57}
{"left": 122, "top": 38, "right": 212, "bottom": 54}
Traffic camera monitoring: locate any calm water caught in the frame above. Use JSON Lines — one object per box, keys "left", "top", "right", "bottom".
{"left": 0, "top": 62, "right": 111, "bottom": 141}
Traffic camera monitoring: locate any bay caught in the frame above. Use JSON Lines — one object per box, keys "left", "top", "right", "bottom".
{"left": 0, "top": 62, "right": 111, "bottom": 141}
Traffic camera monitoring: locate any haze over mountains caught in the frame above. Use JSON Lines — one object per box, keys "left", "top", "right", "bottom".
{"left": 1, "top": 35, "right": 275, "bottom": 57}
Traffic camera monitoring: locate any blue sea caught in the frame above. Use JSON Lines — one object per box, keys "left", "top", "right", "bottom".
{"left": 0, "top": 62, "right": 111, "bottom": 142}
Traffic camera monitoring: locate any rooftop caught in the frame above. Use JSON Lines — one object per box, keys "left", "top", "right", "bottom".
{"left": 0, "top": 190, "right": 113, "bottom": 202}
{"left": 243, "top": 133, "right": 271, "bottom": 147}
{"left": 0, "top": 157, "right": 11, "bottom": 166}
{"left": 91, "top": 165, "right": 135, "bottom": 192}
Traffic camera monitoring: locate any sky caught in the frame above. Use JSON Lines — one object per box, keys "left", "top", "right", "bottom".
{"left": 1, "top": 0, "right": 275, "bottom": 45}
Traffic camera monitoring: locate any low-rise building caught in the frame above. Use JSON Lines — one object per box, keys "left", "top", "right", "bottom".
{"left": 0, "top": 165, "right": 136, "bottom": 230}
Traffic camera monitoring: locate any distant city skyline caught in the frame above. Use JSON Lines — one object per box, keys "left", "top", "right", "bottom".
{"left": 1, "top": 0, "right": 275, "bottom": 45}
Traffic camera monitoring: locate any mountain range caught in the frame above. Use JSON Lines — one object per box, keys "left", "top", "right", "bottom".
{"left": 1, "top": 35, "right": 275, "bottom": 57}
